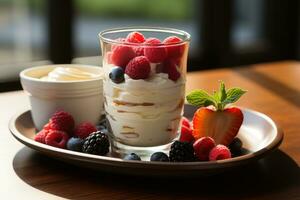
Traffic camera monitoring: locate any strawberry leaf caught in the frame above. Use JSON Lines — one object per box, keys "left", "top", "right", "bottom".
{"left": 224, "top": 88, "right": 247, "bottom": 104}
{"left": 186, "top": 90, "right": 216, "bottom": 107}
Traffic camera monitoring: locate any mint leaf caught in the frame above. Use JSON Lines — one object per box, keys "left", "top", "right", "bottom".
{"left": 186, "top": 90, "right": 216, "bottom": 107}
{"left": 224, "top": 88, "right": 247, "bottom": 104}
{"left": 219, "top": 81, "right": 227, "bottom": 102}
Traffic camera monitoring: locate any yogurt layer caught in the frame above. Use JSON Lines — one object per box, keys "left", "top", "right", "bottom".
{"left": 104, "top": 65, "right": 185, "bottom": 146}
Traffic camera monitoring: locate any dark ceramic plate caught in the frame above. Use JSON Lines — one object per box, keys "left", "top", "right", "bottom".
{"left": 9, "top": 105, "right": 283, "bottom": 177}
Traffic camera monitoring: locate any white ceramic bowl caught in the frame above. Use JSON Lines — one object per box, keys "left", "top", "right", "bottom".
{"left": 20, "top": 64, "right": 103, "bottom": 130}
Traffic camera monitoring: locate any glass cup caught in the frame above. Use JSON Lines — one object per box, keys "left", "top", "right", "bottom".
{"left": 99, "top": 27, "right": 190, "bottom": 156}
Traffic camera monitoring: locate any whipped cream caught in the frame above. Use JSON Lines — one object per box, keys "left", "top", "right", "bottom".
{"left": 41, "top": 67, "right": 101, "bottom": 81}
{"left": 103, "top": 65, "right": 185, "bottom": 146}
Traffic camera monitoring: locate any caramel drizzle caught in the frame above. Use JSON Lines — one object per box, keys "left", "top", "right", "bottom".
{"left": 113, "top": 100, "right": 154, "bottom": 107}
{"left": 120, "top": 132, "right": 139, "bottom": 139}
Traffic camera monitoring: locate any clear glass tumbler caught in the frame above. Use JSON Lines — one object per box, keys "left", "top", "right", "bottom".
{"left": 99, "top": 27, "right": 190, "bottom": 156}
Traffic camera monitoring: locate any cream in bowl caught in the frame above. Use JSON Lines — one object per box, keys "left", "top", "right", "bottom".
{"left": 20, "top": 64, "right": 103, "bottom": 130}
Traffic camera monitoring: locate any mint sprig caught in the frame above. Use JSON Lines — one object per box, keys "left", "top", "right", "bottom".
{"left": 186, "top": 81, "right": 247, "bottom": 110}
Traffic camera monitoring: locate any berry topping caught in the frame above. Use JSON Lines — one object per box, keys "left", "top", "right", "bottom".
{"left": 179, "top": 125, "right": 194, "bottom": 143}
{"left": 169, "top": 141, "right": 195, "bottom": 162}
{"left": 125, "top": 56, "right": 151, "bottom": 79}
{"left": 111, "top": 38, "right": 126, "bottom": 51}
{"left": 124, "top": 153, "right": 141, "bottom": 161}
{"left": 181, "top": 116, "right": 191, "bottom": 128}
{"left": 186, "top": 82, "right": 246, "bottom": 146}
{"left": 74, "top": 122, "right": 97, "bottom": 139}
{"left": 163, "top": 36, "right": 185, "bottom": 58}
{"left": 111, "top": 45, "right": 135, "bottom": 68}
{"left": 34, "top": 129, "right": 49, "bottom": 144}
{"left": 67, "top": 137, "right": 84, "bottom": 152}
{"left": 193, "top": 137, "right": 216, "bottom": 161}
{"left": 126, "top": 31, "right": 145, "bottom": 43}
{"left": 163, "top": 59, "right": 181, "bottom": 81}
{"left": 45, "top": 130, "right": 69, "bottom": 149}
{"left": 82, "top": 131, "right": 110, "bottom": 155}
{"left": 143, "top": 38, "right": 167, "bottom": 63}
{"left": 109, "top": 67, "right": 125, "bottom": 84}
{"left": 209, "top": 144, "right": 231, "bottom": 161}
{"left": 229, "top": 137, "right": 243, "bottom": 154}
{"left": 150, "top": 152, "right": 170, "bottom": 162}
{"left": 49, "top": 111, "right": 75, "bottom": 134}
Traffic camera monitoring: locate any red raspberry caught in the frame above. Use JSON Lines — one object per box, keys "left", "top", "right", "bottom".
{"left": 179, "top": 125, "right": 194, "bottom": 143}
{"left": 163, "top": 36, "right": 185, "bottom": 59}
{"left": 133, "top": 47, "right": 144, "bottom": 56}
{"left": 49, "top": 110, "right": 75, "bottom": 134}
{"left": 74, "top": 122, "right": 97, "bottom": 139}
{"left": 126, "top": 31, "right": 145, "bottom": 43}
{"left": 181, "top": 117, "right": 191, "bottom": 128}
{"left": 193, "top": 137, "right": 216, "bottom": 161}
{"left": 45, "top": 130, "right": 69, "bottom": 149}
{"left": 143, "top": 38, "right": 167, "bottom": 63}
{"left": 209, "top": 144, "right": 232, "bottom": 161}
{"left": 111, "top": 38, "right": 126, "bottom": 51}
{"left": 43, "top": 122, "right": 51, "bottom": 131}
{"left": 162, "top": 59, "right": 181, "bottom": 81}
{"left": 111, "top": 45, "right": 136, "bottom": 68}
{"left": 125, "top": 56, "right": 151, "bottom": 79}
{"left": 34, "top": 129, "right": 49, "bottom": 144}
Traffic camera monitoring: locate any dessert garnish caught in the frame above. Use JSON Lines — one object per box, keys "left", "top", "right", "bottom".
{"left": 186, "top": 81, "right": 246, "bottom": 146}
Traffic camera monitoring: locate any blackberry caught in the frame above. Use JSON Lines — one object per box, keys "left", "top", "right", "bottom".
{"left": 82, "top": 131, "right": 110, "bottom": 155}
{"left": 169, "top": 141, "right": 195, "bottom": 162}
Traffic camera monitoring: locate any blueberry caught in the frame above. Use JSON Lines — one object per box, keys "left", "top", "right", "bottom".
{"left": 66, "top": 137, "right": 84, "bottom": 152}
{"left": 150, "top": 152, "right": 169, "bottom": 162}
{"left": 229, "top": 137, "right": 243, "bottom": 154}
{"left": 109, "top": 67, "right": 124, "bottom": 83}
{"left": 124, "top": 153, "right": 141, "bottom": 161}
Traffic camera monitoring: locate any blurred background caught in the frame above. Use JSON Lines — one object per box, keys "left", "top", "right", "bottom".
{"left": 0, "top": 0, "right": 299, "bottom": 90}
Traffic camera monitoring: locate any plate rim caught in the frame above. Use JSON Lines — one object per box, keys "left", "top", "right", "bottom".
{"left": 9, "top": 107, "right": 284, "bottom": 170}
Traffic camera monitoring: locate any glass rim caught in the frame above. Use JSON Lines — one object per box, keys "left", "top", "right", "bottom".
{"left": 98, "top": 26, "right": 191, "bottom": 46}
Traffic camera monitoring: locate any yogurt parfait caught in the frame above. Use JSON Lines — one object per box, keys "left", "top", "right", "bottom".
{"left": 99, "top": 28, "right": 190, "bottom": 154}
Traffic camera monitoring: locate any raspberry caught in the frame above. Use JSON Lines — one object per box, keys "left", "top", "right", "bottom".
{"left": 111, "top": 38, "right": 126, "bottom": 51}
{"left": 133, "top": 47, "right": 144, "bottom": 56}
{"left": 209, "top": 144, "right": 231, "bottom": 161}
{"left": 111, "top": 45, "right": 135, "bottom": 68}
{"left": 179, "top": 125, "right": 194, "bottom": 143}
{"left": 193, "top": 137, "right": 216, "bottom": 161}
{"left": 181, "top": 117, "right": 191, "bottom": 128}
{"left": 34, "top": 129, "right": 49, "bottom": 144}
{"left": 43, "top": 122, "right": 52, "bottom": 131}
{"left": 143, "top": 38, "right": 167, "bottom": 63}
{"left": 74, "top": 122, "right": 97, "bottom": 139}
{"left": 163, "top": 36, "right": 185, "bottom": 59}
{"left": 49, "top": 110, "right": 75, "bottom": 134}
{"left": 45, "top": 130, "right": 69, "bottom": 149}
{"left": 125, "top": 56, "right": 151, "bottom": 79}
{"left": 163, "top": 59, "right": 181, "bottom": 81}
{"left": 126, "top": 31, "right": 145, "bottom": 43}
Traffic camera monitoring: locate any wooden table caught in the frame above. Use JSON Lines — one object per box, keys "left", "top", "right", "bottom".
{"left": 1, "top": 61, "right": 299, "bottom": 199}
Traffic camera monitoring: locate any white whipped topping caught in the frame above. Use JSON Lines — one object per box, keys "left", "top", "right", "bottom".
{"left": 41, "top": 67, "right": 101, "bottom": 81}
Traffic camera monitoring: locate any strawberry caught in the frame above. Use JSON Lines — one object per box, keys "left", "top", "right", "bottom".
{"left": 186, "top": 82, "right": 246, "bottom": 146}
